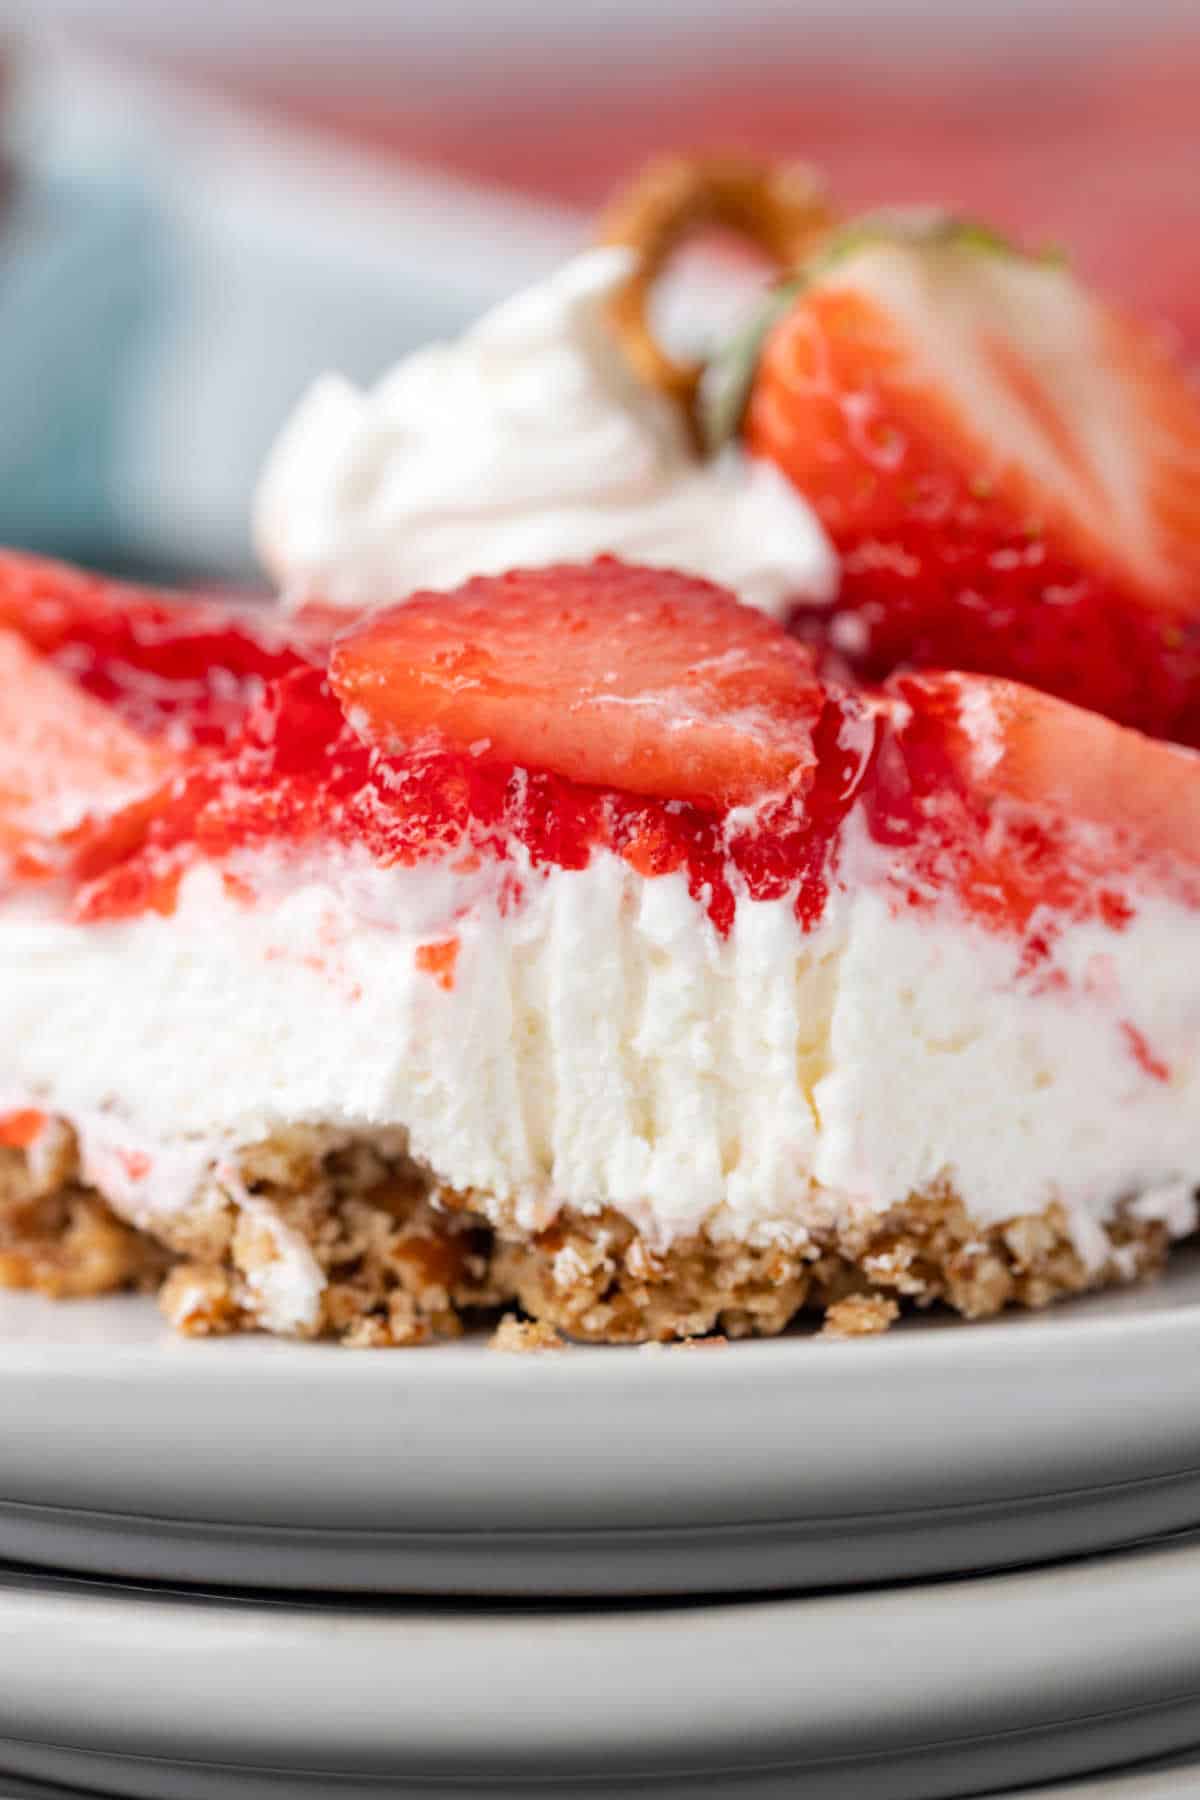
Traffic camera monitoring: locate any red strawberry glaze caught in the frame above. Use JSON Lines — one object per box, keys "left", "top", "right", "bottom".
{"left": 9, "top": 559, "right": 1194, "bottom": 947}
{"left": 72, "top": 669, "right": 877, "bottom": 936}
{"left": 40, "top": 603, "right": 311, "bottom": 750}
{"left": 0, "top": 553, "right": 314, "bottom": 748}
{"left": 66, "top": 660, "right": 1200, "bottom": 953}
{"left": 862, "top": 681, "right": 1200, "bottom": 941}
{"left": 788, "top": 545, "right": 1200, "bottom": 751}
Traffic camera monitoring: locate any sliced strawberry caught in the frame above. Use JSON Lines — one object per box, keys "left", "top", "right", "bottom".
{"left": 0, "top": 630, "right": 177, "bottom": 871}
{"left": 0, "top": 549, "right": 311, "bottom": 747}
{"left": 892, "top": 668, "right": 1200, "bottom": 872}
{"left": 329, "top": 560, "right": 824, "bottom": 808}
{"left": 728, "top": 215, "right": 1200, "bottom": 745}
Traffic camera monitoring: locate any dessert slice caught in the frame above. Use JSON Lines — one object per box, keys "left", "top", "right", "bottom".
{"left": 2, "top": 554, "right": 1197, "bottom": 1344}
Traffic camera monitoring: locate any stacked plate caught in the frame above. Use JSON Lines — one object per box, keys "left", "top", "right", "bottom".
{"left": 6, "top": 1249, "right": 1200, "bottom": 1797}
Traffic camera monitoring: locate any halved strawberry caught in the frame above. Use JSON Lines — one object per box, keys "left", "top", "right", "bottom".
{"left": 720, "top": 214, "right": 1200, "bottom": 745}
{"left": 330, "top": 559, "right": 824, "bottom": 807}
{"left": 892, "top": 667, "right": 1200, "bottom": 871}
{"left": 0, "top": 630, "right": 177, "bottom": 872}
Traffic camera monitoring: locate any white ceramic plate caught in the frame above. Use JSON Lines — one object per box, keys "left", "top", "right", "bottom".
{"left": 1005, "top": 1748, "right": 1200, "bottom": 1796}
{"left": 0, "top": 1750, "right": 1196, "bottom": 1800}
{"left": 5, "top": 1534, "right": 1200, "bottom": 1798}
{"left": 5, "top": 1245, "right": 1200, "bottom": 1596}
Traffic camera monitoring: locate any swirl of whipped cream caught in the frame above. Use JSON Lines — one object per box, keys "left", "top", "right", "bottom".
{"left": 254, "top": 247, "right": 837, "bottom": 618}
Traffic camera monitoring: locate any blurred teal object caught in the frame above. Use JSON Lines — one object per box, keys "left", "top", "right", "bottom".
{"left": 0, "top": 44, "right": 573, "bottom": 581}
{"left": 0, "top": 169, "right": 166, "bottom": 567}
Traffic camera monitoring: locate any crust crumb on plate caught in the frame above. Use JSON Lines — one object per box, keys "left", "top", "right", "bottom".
{"left": 820, "top": 1293, "right": 901, "bottom": 1339}
{"left": 489, "top": 1314, "right": 568, "bottom": 1354}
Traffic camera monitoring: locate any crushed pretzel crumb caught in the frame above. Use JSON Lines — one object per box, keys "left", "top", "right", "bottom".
{"left": 159, "top": 1263, "right": 242, "bottom": 1336}
{"left": 820, "top": 1293, "right": 901, "bottom": 1339}
{"left": 489, "top": 1314, "right": 568, "bottom": 1354}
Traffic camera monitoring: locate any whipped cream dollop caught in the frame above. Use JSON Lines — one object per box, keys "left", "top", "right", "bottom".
{"left": 254, "top": 247, "right": 837, "bottom": 617}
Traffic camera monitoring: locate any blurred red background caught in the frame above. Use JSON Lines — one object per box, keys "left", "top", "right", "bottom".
{"left": 187, "top": 40, "right": 1200, "bottom": 351}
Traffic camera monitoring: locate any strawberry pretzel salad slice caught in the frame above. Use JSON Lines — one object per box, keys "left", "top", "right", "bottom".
{"left": 1, "top": 158, "right": 1199, "bottom": 1347}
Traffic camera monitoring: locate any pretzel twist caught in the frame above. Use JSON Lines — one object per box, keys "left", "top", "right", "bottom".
{"left": 598, "top": 155, "right": 835, "bottom": 437}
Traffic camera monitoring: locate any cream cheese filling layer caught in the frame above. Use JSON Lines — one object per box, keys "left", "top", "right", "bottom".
{"left": 2, "top": 839, "right": 1198, "bottom": 1293}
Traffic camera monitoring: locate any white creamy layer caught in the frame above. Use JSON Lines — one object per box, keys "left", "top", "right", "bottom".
{"left": 254, "top": 248, "right": 836, "bottom": 618}
{"left": 2, "top": 843, "right": 1198, "bottom": 1330}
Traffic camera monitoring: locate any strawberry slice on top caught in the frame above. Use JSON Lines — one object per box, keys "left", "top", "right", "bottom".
{"left": 0, "top": 630, "right": 178, "bottom": 877}
{"left": 330, "top": 559, "right": 825, "bottom": 808}
{"left": 722, "top": 214, "right": 1200, "bottom": 746}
